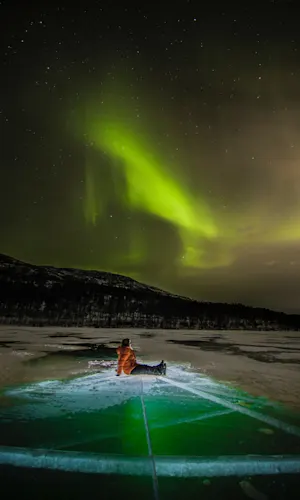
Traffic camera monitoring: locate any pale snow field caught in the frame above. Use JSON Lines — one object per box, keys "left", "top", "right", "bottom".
{"left": 0, "top": 327, "right": 299, "bottom": 411}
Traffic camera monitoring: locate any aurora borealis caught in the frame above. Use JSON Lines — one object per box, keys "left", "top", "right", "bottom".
{"left": 1, "top": 1, "right": 300, "bottom": 313}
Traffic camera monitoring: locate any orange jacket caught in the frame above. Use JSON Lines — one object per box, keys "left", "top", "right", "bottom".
{"left": 116, "top": 346, "right": 137, "bottom": 375}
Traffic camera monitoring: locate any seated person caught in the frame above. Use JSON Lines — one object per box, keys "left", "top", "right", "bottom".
{"left": 116, "top": 338, "right": 166, "bottom": 376}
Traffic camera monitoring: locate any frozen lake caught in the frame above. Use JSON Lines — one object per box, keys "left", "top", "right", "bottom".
{"left": 1, "top": 327, "right": 300, "bottom": 410}
{"left": 0, "top": 327, "right": 300, "bottom": 499}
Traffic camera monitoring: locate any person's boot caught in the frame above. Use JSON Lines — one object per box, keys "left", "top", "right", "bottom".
{"left": 157, "top": 360, "right": 166, "bottom": 376}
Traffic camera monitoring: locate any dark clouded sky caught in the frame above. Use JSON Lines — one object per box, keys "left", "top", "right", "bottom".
{"left": 1, "top": 0, "right": 300, "bottom": 313}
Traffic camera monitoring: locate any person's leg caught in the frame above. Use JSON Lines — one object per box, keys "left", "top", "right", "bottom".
{"left": 131, "top": 361, "right": 166, "bottom": 375}
{"left": 131, "top": 364, "right": 153, "bottom": 375}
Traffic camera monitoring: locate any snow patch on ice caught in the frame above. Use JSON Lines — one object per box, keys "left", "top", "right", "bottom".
{"left": 43, "top": 344, "right": 80, "bottom": 350}
{"left": 2, "top": 364, "right": 185, "bottom": 419}
{"left": 88, "top": 360, "right": 116, "bottom": 368}
{"left": 11, "top": 350, "right": 34, "bottom": 358}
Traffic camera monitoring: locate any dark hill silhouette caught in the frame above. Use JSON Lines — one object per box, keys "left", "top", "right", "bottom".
{"left": 0, "top": 253, "right": 299, "bottom": 330}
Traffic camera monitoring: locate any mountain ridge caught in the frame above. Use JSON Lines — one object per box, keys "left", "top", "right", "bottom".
{"left": 0, "top": 253, "right": 299, "bottom": 330}
{"left": 0, "top": 253, "right": 192, "bottom": 300}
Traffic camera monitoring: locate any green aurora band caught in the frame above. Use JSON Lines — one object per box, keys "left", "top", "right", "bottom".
{"left": 84, "top": 160, "right": 98, "bottom": 225}
{"left": 85, "top": 119, "right": 220, "bottom": 268}
{"left": 73, "top": 88, "right": 299, "bottom": 273}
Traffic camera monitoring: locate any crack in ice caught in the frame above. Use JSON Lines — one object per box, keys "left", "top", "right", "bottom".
{"left": 162, "top": 377, "right": 300, "bottom": 438}
{"left": 0, "top": 446, "right": 300, "bottom": 477}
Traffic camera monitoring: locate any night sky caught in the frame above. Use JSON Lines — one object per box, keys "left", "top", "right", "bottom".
{"left": 1, "top": 1, "right": 300, "bottom": 313}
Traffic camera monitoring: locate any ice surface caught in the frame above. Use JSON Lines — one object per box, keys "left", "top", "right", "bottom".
{"left": 2, "top": 363, "right": 300, "bottom": 459}
{"left": 163, "top": 376, "right": 300, "bottom": 437}
{"left": 1, "top": 328, "right": 300, "bottom": 499}
{"left": 4, "top": 363, "right": 300, "bottom": 440}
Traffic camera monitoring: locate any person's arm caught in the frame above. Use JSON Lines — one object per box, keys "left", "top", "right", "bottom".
{"left": 117, "top": 349, "right": 130, "bottom": 375}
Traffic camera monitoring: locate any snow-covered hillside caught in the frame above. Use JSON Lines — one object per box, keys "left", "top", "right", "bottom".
{"left": 0, "top": 254, "right": 299, "bottom": 330}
